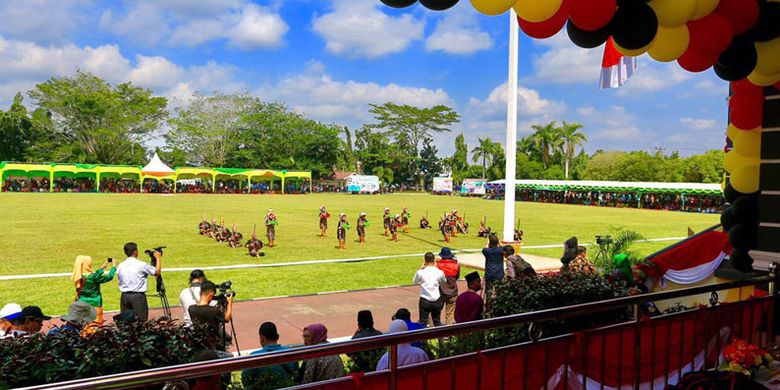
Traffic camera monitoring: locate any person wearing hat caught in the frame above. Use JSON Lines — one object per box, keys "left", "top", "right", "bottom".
{"left": 382, "top": 207, "right": 392, "bottom": 236}
{"left": 455, "top": 272, "right": 484, "bottom": 323}
{"left": 337, "top": 213, "right": 349, "bottom": 249}
{"left": 72, "top": 255, "right": 116, "bottom": 324}
{"left": 349, "top": 310, "right": 384, "bottom": 372}
{"left": 401, "top": 206, "right": 411, "bottom": 233}
{"left": 3, "top": 306, "right": 51, "bottom": 339}
{"left": 242, "top": 322, "right": 299, "bottom": 389}
{"left": 559, "top": 236, "right": 579, "bottom": 271}
{"left": 356, "top": 212, "right": 369, "bottom": 244}
{"left": 265, "top": 209, "right": 278, "bottom": 248}
{"left": 318, "top": 206, "right": 330, "bottom": 238}
{"left": 390, "top": 214, "right": 401, "bottom": 242}
{"left": 0, "top": 303, "right": 22, "bottom": 338}
{"left": 413, "top": 252, "right": 447, "bottom": 327}
{"left": 48, "top": 301, "right": 97, "bottom": 337}
{"left": 436, "top": 248, "right": 460, "bottom": 325}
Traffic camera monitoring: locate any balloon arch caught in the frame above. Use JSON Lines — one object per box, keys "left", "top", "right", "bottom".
{"left": 380, "top": 0, "right": 779, "bottom": 272}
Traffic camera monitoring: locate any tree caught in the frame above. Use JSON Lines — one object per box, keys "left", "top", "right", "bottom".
{"left": 529, "top": 121, "right": 562, "bottom": 169}
{"left": 559, "top": 121, "right": 587, "bottom": 179}
{"left": 682, "top": 150, "right": 724, "bottom": 183}
{"left": 581, "top": 151, "right": 625, "bottom": 180}
{"left": 28, "top": 70, "right": 167, "bottom": 164}
{"left": 451, "top": 133, "right": 469, "bottom": 182}
{"left": 0, "top": 93, "right": 36, "bottom": 161}
{"left": 372, "top": 166, "right": 394, "bottom": 186}
{"left": 418, "top": 139, "right": 443, "bottom": 187}
{"left": 367, "top": 102, "right": 459, "bottom": 186}
{"left": 471, "top": 137, "right": 498, "bottom": 179}
{"left": 166, "top": 92, "right": 255, "bottom": 167}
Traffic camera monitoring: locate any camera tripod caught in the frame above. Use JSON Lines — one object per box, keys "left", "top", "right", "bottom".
{"left": 152, "top": 275, "right": 172, "bottom": 319}
{"left": 594, "top": 241, "right": 611, "bottom": 264}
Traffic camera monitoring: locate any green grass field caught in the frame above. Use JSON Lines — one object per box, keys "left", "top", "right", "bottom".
{"left": 0, "top": 193, "right": 719, "bottom": 315}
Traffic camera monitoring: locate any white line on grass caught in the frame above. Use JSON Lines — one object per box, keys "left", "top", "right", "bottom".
{"left": 0, "top": 236, "right": 685, "bottom": 281}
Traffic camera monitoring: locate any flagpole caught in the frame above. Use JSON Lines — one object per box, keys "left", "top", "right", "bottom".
{"left": 503, "top": 9, "right": 518, "bottom": 243}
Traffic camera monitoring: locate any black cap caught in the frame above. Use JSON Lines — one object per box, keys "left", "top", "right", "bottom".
{"left": 357, "top": 310, "right": 374, "bottom": 328}
{"left": 20, "top": 306, "right": 51, "bottom": 321}
{"left": 259, "top": 322, "right": 279, "bottom": 340}
{"left": 465, "top": 271, "right": 480, "bottom": 284}
{"left": 189, "top": 269, "right": 205, "bottom": 282}
{"left": 393, "top": 308, "right": 411, "bottom": 321}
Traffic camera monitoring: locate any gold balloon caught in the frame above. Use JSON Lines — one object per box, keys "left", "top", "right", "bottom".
{"left": 648, "top": 24, "right": 690, "bottom": 62}
{"left": 615, "top": 41, "right": 651, "bottom": 57}
{"left": 723, "top": 150, "right": 756, "bottom": 174}
{"left": 513, "top": 0, "right": 563, "bottom": 23}
{"left": 753, "top": 38, "right": 780, "bottom": 76}
{"left": 747, "top": 70, "right": 780, "bottom": 86}
{"left": 691, "top": 0, "right": 720, "bottom": 21}
{"left": 649, "top": 0, "right": 697, "bottom": 26}
{"left": 471, "top": 0, "right": 517, "bottom": 16}
{"left": 733, "top": 128, "right": 762, "bottom": 157}
{"left": 727, "top": 123, "right": 739, "bottom": 141}
{"left": 730, "top": 164, "right": 760, "bottom": 194}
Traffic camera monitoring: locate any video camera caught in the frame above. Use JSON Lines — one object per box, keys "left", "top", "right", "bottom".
{"left": 595, "top": 235, "right": 613, "bottom": 246}
{"left": 143, "top": 246, "right": 166, "bottom": 266}
{"left": 214, "top": 281, "right": 236, "bottom": 306}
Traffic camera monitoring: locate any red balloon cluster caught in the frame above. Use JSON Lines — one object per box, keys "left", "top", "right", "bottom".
{"left": 516, "top": 0, "right": 570, "bottom": 39}
{"left": 569, "top": 0, "right": 615, "bottom": 31}
{"left": 729, "top": 79, "right": 764, "bottom": 131}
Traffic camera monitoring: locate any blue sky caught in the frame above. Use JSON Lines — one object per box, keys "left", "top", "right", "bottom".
{"left": 0, "top": 0, "right": 729, "bottom": 155}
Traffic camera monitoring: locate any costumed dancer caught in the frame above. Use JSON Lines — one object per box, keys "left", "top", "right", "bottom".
{"left": 514, "top": 219, "right": 524, "bottom": 242}
{"left": 319, "top": 206, "right": 330, "bottom": 238}
{"left": 198, "top": 215, "right": 211, "bottom": 236}
{"left": 401, "top": 206, "right": 411, "bottom": 233}
{"left": 337, "top": 213, "right": 349, "bottom": 249}
{"left": 450, "top": 210, "right": 459, "bottom": 237}
{"left": 390, "top": 214, "right": 401, "bottom": 242}
{"left": 458, "top": 213, "right": 469, "bottom": 235}
{"left": 228, "top": 224, "right": 243, "bottom": 248}
{"left": 477, "top": 217, "right": 491, "bottom": 238}
{"left": 208, "top": 217, "right": 218, "bottom": 239}
{"left": 382, "top": 207, "right": 392, "bottom": 236}
{"left": 245, "top": 224, "right": 265, "bottom": 257}
{"left": 357, "top": 212, "right": 368, "bottom": 244}
{"left": 265, "top": 208, "right": 278, "bottom": 247}
{"left": 419, "top": 211, "right": 430, "bottom": 229}
{"left": 440, "top": 214, "right": 450, "bottom": 243}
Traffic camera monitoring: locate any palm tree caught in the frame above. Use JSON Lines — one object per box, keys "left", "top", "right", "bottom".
{"left": 560, "top": 121, "right": 587, "bottom": 179}
{"left": 471, "top": 137, "right": 496, "bottom": 178}
{"left": 530, "top": 121, "right": 561, "bottom": 169}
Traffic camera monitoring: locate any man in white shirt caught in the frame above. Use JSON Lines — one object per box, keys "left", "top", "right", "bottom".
{"left": 413, "top": 252, "right": 447, "bottom": 327}
{"left": 116, "top": 242, "right": 162, "bottom": 321}
{"left": 179, "top": 269, "right": 216, "bottom": 326}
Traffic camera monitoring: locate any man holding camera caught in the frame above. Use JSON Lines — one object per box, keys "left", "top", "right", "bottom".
{"left": 189, "top": 280, "right": 234, "bottom": 350}
{"left": 116, "top": 242, "right": 161, "bottom": 322}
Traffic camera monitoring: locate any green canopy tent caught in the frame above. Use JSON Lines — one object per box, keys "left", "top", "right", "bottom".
{"left": 0, "top": 162, "right": 53, "bottom": 191}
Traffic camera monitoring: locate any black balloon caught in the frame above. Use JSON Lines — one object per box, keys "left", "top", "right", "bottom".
{"left": 380, "top": 0, "right": 418, "bottom": 8}
{"left": 714, "top": 35, "right": 758, "bottom": 81}
{"left": 731, "top": 194, "right": 759, "bottom": 222}
{"left": 728, "top": 222, "right": 759, "bottom": 251}
{"left": 722, "top": 182, "right": 747, "bottom": 204}
{"left": 720, "top": 207, "right": 737, "bottom": 231}
{"left": 567, "top": 19, "right": 612, "bottom": 49}
{"left": 419, "top": 0, "right": 459, "bottom": 11}
{"left": 611, "top": 2, "right": 658, "bottom": 50}
{"left": 730, "top": 249, "right": 754, "bottom": 273}
{"left": 749, "top": 1, "right": 780, "bottom": 42}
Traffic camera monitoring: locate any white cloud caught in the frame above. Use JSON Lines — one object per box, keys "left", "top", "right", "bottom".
{"left": 527, "top": 31, "right": 603, "bottom": 84}
{"left": 101, "top": 1, "right": 288, "bottom": 50}
{"left": 679, "top": 117, "right": 717, "bottom": 130}
{"left": 614, "top": 62, "right": 691, "bottom": 97}
{"left": 575, "top": 105, "right": 656, "bottom": 150}
{"left": 425, "top": 2, "right": 492, "bottom": 55}
{"left": 0, "top": 0, "right": 89, "bottom": 44}
{"left": 255, "top": 61, "right": 452, "bottom": 125}
{"left": 312, "top": 0, "right": 425, "bottom": 59}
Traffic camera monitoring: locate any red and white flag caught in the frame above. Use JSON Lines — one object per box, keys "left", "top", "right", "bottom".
{"left": 599, "top": 37, "right": 637, "bottom": 89}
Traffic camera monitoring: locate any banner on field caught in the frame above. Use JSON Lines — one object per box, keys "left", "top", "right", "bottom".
{"left": 432, "top": 177, "right": 453, "bottom": 193}
{"left": 346, "top": 175, "right": 380, "bottom": 194}
{"left": 461, "top": 178, "right": 486, "bottom": 195}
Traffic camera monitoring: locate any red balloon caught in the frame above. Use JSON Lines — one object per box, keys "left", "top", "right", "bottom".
{"left": 687, "top": 13, "right": 734, "bottom": 57}
{"left": 677, "top": 50, "right": 717, "bottom": 72}
{"left": 569, "top": 0, "right": 616, "bottom": 31}
{"left": 731, "top": 79, "right": 763, "bottom": 96}
{"left": 729, "top": 93, "right": 764, "bottom": 130}
{"left": 715, "top": 0, "right": 759, "bottom": 35}
{"left": 517, "top": 0, "right": 570, "bottom": 39}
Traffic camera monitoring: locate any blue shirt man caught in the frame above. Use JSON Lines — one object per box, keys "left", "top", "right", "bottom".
{"left": 241, "top": 322, "right": 298, "bottom": 390}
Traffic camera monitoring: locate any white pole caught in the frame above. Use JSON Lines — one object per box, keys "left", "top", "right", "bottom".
{"left": 503, "top": 9, "right": 519, "bottom": 242}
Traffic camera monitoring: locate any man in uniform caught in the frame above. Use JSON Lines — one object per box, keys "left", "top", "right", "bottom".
{"left": 401, "top": 206, "right": 411, "bottom": 233}
{"left": 265, "top": 209, "right": 278, "bottom": 247}
{"left": 337, "top": 213, "right": 349, "bottom": 249}
{"left": 319, "top": 206, "right": 330, "bottom": 238}
{"left": 357, "top": 212, "right": 368, "bottom": 244}
{"left": 245, "top": 225, "right": 265, "bottom": 257}
{"left": 382, "top": 207, "right": 392, "bottom": 236}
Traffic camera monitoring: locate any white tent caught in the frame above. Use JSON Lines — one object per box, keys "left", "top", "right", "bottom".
{"left": 141, "top": 153, "right": 175, "bottom": 177}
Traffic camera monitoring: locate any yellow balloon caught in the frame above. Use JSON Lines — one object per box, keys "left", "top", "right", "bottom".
{"left": 470, "top": 0, "right": 517, "bottom": 16}
{"left": 649, "top": 0, "right": 697, "bottom": 26}
{"left": 727, "top": 123, "right": 739, "bottom": 141}
{"left": 615, "top": 41, "right": 651, "bottom": 57}
{"left": 753, "top": 38, "right": 780, "bottom": 76}
{"left": 691, "top": 0, "right": 720, "bottom": 20}
{"left": 648, "top": 24, "right": 690, "bottom": 62}
{"left": 723, "top": 150, "right": 756, "bottom": 174}
{"left": 730, "top": 164, "right": 760, "bottom": 194}
{"left": 513, "top": 0, "right": 563, "bottom": 23}
{"left": 733, "top": 129, "right": 762, "bottom": 158}
{"left": 747, "top": 70, "right": 780, "bottom": 86}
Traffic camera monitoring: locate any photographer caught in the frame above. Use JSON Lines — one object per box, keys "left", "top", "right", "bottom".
{"left": 179, "top": 269, "right": 216, "bottom": 326}
{"left": 188, "top": 280, "right": 234, "bottom": 350}
{"left": 116, "top": 242, "right": 162, "bottom": 321}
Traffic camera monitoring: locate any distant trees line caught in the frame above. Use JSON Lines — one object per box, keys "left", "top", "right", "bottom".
{"left": 0, "top": 70, "right": 724, "bottom": 185}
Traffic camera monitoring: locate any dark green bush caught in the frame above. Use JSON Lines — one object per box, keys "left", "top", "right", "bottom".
{"left": 0, "top": 319, "right": 210, "bottom": 389}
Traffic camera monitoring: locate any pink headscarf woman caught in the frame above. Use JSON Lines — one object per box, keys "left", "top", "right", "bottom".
{"left": 303, "top": 323, "right": 328, "bottom": 345}
{"left": 298, "top": 323, "right": 345, "bottom": 384}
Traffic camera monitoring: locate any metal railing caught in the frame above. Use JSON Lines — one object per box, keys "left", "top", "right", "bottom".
{"left": 21, "top": 268, "right": 779, "bottom": 390}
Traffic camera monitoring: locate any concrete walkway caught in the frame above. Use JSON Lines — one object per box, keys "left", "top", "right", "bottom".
{"left": 456, "top": 252, "right": 561, "bottom": 273}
